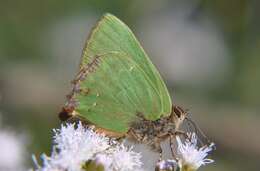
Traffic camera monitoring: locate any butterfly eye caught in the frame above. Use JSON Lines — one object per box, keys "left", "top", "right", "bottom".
{"left": 173, "top": 106, "right": 185, "bottom": 118}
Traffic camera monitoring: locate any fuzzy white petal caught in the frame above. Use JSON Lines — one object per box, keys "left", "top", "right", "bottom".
{"left": 111, "top": 145, "right": 143, "bottom": 171}
{"left": 176, "top": 133, "right": 214, "bottom": 170}
{"left": 94, "top": 154, "right": 113, "bottom": 171}
{"left": 34, "top": 122, "right": 143, "bottom": 171}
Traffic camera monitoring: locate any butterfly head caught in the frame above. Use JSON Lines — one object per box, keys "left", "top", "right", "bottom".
{"left": 168, "top": 105, "right": 188, "bottom": 132}
{"left": 171, "top": 105, "right": 188, "bottom": 126}
{"left": 172, "top": 105, "right": 212, "bottom": 146}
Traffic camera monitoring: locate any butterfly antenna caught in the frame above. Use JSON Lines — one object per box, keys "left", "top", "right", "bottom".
{"left": 186, "top": 118, "right": 203, "bottom": 145}
{"left": 185, "top": 117, "right": 211, "bottom": 145}
{"left": 185, "top": 118, "right": 193, "bottom": 133}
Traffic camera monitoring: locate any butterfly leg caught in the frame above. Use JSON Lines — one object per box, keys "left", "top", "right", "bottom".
{"left": 175, "top": 130, "right": 188, "bottom": 138}
{"left": 151, "top": 138, "right": 163, "bottom": 161}
{"left": 129, "top": 129, "right": 163, "bottom": 161}
{"left": 127, "top": 128, "right": 143, "bottom": 142}
{"left": 169, "top": 134, "right": 178, "bottom": 161}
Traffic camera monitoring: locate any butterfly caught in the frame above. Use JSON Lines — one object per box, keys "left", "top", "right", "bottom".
{"left": 59, "top": 13, "right": 192, "bottom": 159}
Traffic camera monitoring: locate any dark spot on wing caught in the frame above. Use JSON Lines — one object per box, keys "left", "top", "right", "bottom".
{"left": 59, "top": 108, "right": 73, "bottom": 121}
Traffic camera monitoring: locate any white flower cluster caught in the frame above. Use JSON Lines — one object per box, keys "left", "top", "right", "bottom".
{"left": 0, "top": 115, "right": 27, "bottom": 171}
{"left": 33, "top": 122, "right": 143, "bottom": 171}
{"left": 0, "top": 129, "right": 26, "bottom": 171}
{"left": 176, "top": 133, "right": 214, "bottom": 170}
{"left": 33, "top": 122, "right": 214, "bottom": 171}
{"left": 157, "top": 133, "right": 214, "bottom": 171}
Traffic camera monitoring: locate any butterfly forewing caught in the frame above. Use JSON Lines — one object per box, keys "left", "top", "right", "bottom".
{"left": 74, "top": 14, "right": 172, "bottom": 133}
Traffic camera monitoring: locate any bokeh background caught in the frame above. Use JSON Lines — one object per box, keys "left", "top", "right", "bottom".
{"left": 1, "top": 0, "right": 260, "bottom": 170}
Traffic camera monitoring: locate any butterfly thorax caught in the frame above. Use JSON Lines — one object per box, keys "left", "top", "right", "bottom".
{"left": 129, "top": 116, "right": 175, "bottom": 144}
{"left": 128, "top": 106, "right": 187, "bottom": 149}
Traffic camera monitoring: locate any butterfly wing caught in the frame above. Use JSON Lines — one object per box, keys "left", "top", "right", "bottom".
{"left": 71, "top": 14, "right": 172, "bottom": 133}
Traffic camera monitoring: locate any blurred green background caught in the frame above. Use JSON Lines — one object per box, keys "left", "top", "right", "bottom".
{"left": 0, "top": 0, "right": 260, "bottom": 170}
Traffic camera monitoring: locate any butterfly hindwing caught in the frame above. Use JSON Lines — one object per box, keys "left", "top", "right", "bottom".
{"left": 73, "top": 14, "right": 172, "bottom": 133}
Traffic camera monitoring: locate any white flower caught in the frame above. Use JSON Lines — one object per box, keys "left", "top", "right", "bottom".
{"left": 92, "top": 145, "right": 143, "bottom": 171}
{"left": 34, "top": 122, "right": 143, "bottom": 171}
{"left": 52, "top": 122, "right": 110, "bottom": 171}
{"left": 94, "top": 154, "right": 113, "bottom": 171}
{"left": 41, "top": 122, "right": 110, "bottom": 171}
{"left": 176, "top": 133, "right": 214, "bottom": 170}
{"left": 111, "top": 145, "right": 143, "bottom": 171}
{"left": 0, "top": 116, "right": 27, "bottom": 171}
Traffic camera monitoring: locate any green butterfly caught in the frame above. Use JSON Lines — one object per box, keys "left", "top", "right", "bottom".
{"left": 59, "top": 13, "right": 188, "bottom": 156}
